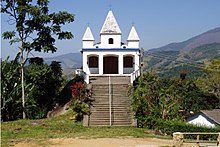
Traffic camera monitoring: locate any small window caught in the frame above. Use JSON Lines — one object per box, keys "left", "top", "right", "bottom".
{"left": 89, "top": 56, "right": 98, "bottom": 68}
{"left": 124, "top": 56, "right": 133, "bottom": 68}
{"left": 108, "top": 38, "right": 113, "bottom": 44}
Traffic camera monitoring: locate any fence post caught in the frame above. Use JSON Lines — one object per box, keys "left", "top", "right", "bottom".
{"left": 173, "top": 132, "right": 184, "bottom": 147}
{"left": 218, "top": 133, "right": 220, "bottom": 147}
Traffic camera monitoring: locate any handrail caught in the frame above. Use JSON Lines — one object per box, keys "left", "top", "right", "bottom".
{"left": 109, "top": 76, "right": 112, "bottom": 126}
{"left": 173, "top": 132, "right": 220, "bottom": 147}
{"left": 181, "top": 132, "right": 220, "bottom": 135}
{"left": 130, "top": 69, "right": 140, "bottom": 83}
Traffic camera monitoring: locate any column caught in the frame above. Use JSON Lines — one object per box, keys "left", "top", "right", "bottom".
{"left": 83, "top": 53, "right": 88, "bottom": 73}
{"left": 173, "top": 132, "right": 184, "bottom": 147}
{"left": 134, "top": 53, "right": 140, "bottom": 71}
{"left": 119, "top": 54, "right": 123, "bottom": 75}
{"left": 99, "top": 54, "right": 103, "bottom": 75}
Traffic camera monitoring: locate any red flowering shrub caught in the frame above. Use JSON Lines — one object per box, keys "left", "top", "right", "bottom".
{"left": 70, "top": 82, "right": 86, "bottom": 101}
{"left": 69, "top": 81, "right": 91, "bottom": 121}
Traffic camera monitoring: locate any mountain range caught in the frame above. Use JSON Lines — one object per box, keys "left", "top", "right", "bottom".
{"left": 44, "top": 52, "right": 82, "bottom": 69}
{"left": 150, "top": 27, "right": 220, "bottom": 52}
{"left": 145, "top": 27, "right": 220, "bottom": 77}
{"left": 44, "top": 27, "right": 220, "bottom": 78}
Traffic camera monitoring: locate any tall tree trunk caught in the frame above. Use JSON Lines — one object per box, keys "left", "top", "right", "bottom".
{"left": 20, "top": 45, "right": 26, "bottom": 119}
{"left": 21, "top": 63, "right": 26, "bottom": 119}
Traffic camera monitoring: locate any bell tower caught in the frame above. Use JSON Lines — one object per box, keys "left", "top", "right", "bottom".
{"left": 82, "top": 26, "right": 94, "bottom": 48}
{"left": 99, "top": 10, "right": 122, "bottom": 48}
{"left": 127, "top": 26, "right": 140, "bottom": 48}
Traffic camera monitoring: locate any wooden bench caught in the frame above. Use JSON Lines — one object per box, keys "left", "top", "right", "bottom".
{"left": 173, "top": 132, "right": 220, "bottom": 147}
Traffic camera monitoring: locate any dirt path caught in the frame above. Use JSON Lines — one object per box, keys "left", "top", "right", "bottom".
{"left": 14, "top": 137, "right": 173, "bottom": 147}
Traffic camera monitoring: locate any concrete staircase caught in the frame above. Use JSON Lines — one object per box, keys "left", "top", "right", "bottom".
{"left": 86, "top": 76, "right": 136, "bottom": 126}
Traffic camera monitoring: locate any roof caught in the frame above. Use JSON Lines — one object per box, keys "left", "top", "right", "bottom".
{"left": 200, "top": 109, "right": 220, "bottom": 125}
{"left": 127, "top": 26, "right": 140, "bottom": 41}
{"left": 100, "top": 10, "right": 122, "bottom": 35}
{"left": 82, "top": 27, "right": 94, "bottom": 41}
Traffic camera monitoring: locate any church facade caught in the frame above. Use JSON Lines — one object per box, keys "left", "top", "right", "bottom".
{"left": 82, "top": 10, "right": 140, "bottom": 78}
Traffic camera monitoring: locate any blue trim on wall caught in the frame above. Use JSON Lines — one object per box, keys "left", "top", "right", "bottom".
{"left": 82, "top": 48, "right": 140, "bottom": 51}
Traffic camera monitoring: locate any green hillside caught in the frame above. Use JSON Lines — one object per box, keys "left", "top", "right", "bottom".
{"left": 144, "top": 43, "right": 220, "bottom": 78}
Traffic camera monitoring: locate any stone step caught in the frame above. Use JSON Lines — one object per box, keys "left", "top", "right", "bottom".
{"left": 92, "top": 94, "right": 109, "bottom": 96}
{"left": 87, "top": 76, "right": 134, "bottom": 126}
{"left": 93, "top": 100, "right": 130, "bottom": 103}
{"left": 89, "top": 120, "right": 132, "bottom": 126}
{"left": 90, "top": 76, "right": 130, "bottom": 85}
{"left": 92, "top": 106, "right": 131, "bottom": 109}
{"left": 93, "top": 98, "right": 130, "bottom": 100}
{"left": 89, "top": 117, "right": 132, "bottom": 121}
{"left": 90, "top": 120, "right": 132, "bottom": 124}
{"left": 92, "top": 101, "right": 131, "bottom": 104}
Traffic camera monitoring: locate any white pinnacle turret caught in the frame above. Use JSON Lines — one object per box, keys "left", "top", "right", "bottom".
{"left": 82, "top": 26, "right": 94, "bottom": 48}
{"left": 127, "top": 26, "right": 140, "bottom": 41}
{"left": 100, "top": 10, "right": 122, "bottom": 35}
{"left": 127, "top": 26, "right": 140, "bottom": 48}
{"left": 82, "top": 26, "right": 94, "bottom": 41}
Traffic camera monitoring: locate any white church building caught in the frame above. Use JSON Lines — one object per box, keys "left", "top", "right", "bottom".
{"left": 81, "top": 10, "right": 141, "bottom": 82}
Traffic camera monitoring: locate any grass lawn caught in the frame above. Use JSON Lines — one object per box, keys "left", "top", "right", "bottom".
{"left": 1, "top": 111, "right": 171, "bottom": 146}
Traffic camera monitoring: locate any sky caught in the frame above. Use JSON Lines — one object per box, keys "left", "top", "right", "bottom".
{"left": 1, "top": 0, "right": 220, "bottom": 60}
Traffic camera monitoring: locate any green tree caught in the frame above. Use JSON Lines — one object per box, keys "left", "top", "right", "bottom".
{"left": 1, "top": 0, "right": 74, "bottom": 118}
{"left": 130, "top": 71, "right": 160, "bottom": 124}
{"left": 25, "top": 59, "right": 65, "bottom": 119}
{"left": 1, "top": 56, "right": 22, "bottom": 121}
{"left": 196, "top": 59, "right": 220, "bottom": 105}
{"left": 1, "top": 57, "right": 65, "bottom": 121}
{"left": 130, "top": 71, "right": 220, "bottom": 127}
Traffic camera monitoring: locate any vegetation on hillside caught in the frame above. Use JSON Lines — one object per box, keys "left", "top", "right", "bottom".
{"left": 1, "top": 0, "right": 74, "bottom": 118}
{"left": 130, "top": 60, "right": 220, "bottom": 130}
{"left": 130, "top": 71, "right": 219, "bottom": 123}
{"left": 144, "top": 43, "right": 220, "bottom": 78}
{"left": 1, "top": 57, "right": 65, "bottom": 121}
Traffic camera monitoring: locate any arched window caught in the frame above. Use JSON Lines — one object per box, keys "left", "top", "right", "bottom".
{"left": 123, "top": 56, "right": 133, "bottom": 67}
{"left": 108, "top": 38, "right": 114, "bottom": 44}
{"left": 88, "top": 56, "right": 98, "bottom": 68}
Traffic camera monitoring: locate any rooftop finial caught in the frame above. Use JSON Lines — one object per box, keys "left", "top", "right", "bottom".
{"left": 109, "top": 4, "right": 112, "bottom": 10}
{"left": 87, "top": 22, "right": 90, "bottom": 27}
{"left": 132, "top": 22, "right": 135, "bottom": 26}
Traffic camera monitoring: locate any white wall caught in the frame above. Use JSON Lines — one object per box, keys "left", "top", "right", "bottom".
{"left": 187, "top": 114, "right": 216, "bottom": 127}
{"left": 127, "top": 41, "right": 139, "bottom": 48}
{"left": 82, "top": 40, "right": 94, "bottom": 48}
{"left": 82, "top": 50, "right": 140, "bottom": 75}
{"left": 100, "top": 34, "right": 121, "bottom": 48}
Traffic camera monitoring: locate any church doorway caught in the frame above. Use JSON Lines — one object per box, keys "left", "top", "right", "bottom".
{"left": 103, "top": 56, "right": 118, "bottom": 74}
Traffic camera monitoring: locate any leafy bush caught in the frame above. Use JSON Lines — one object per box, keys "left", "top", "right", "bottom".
{"left": 1, "top": 57, "right": 23, "bottom": 121}
{"left": 25, "top": 60, "right": 65, "bottom": 119}
{"left": 131, "top": 71, "right": 220, "bottom": 124}
{"left": 68, "top": 78, "right": 92, "bottom": 122}
{"left": 1, "top": 57, "right": 65, "bottom": 121}
{"left": 56, "top": 75, "right": 85, "bottom": 106}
